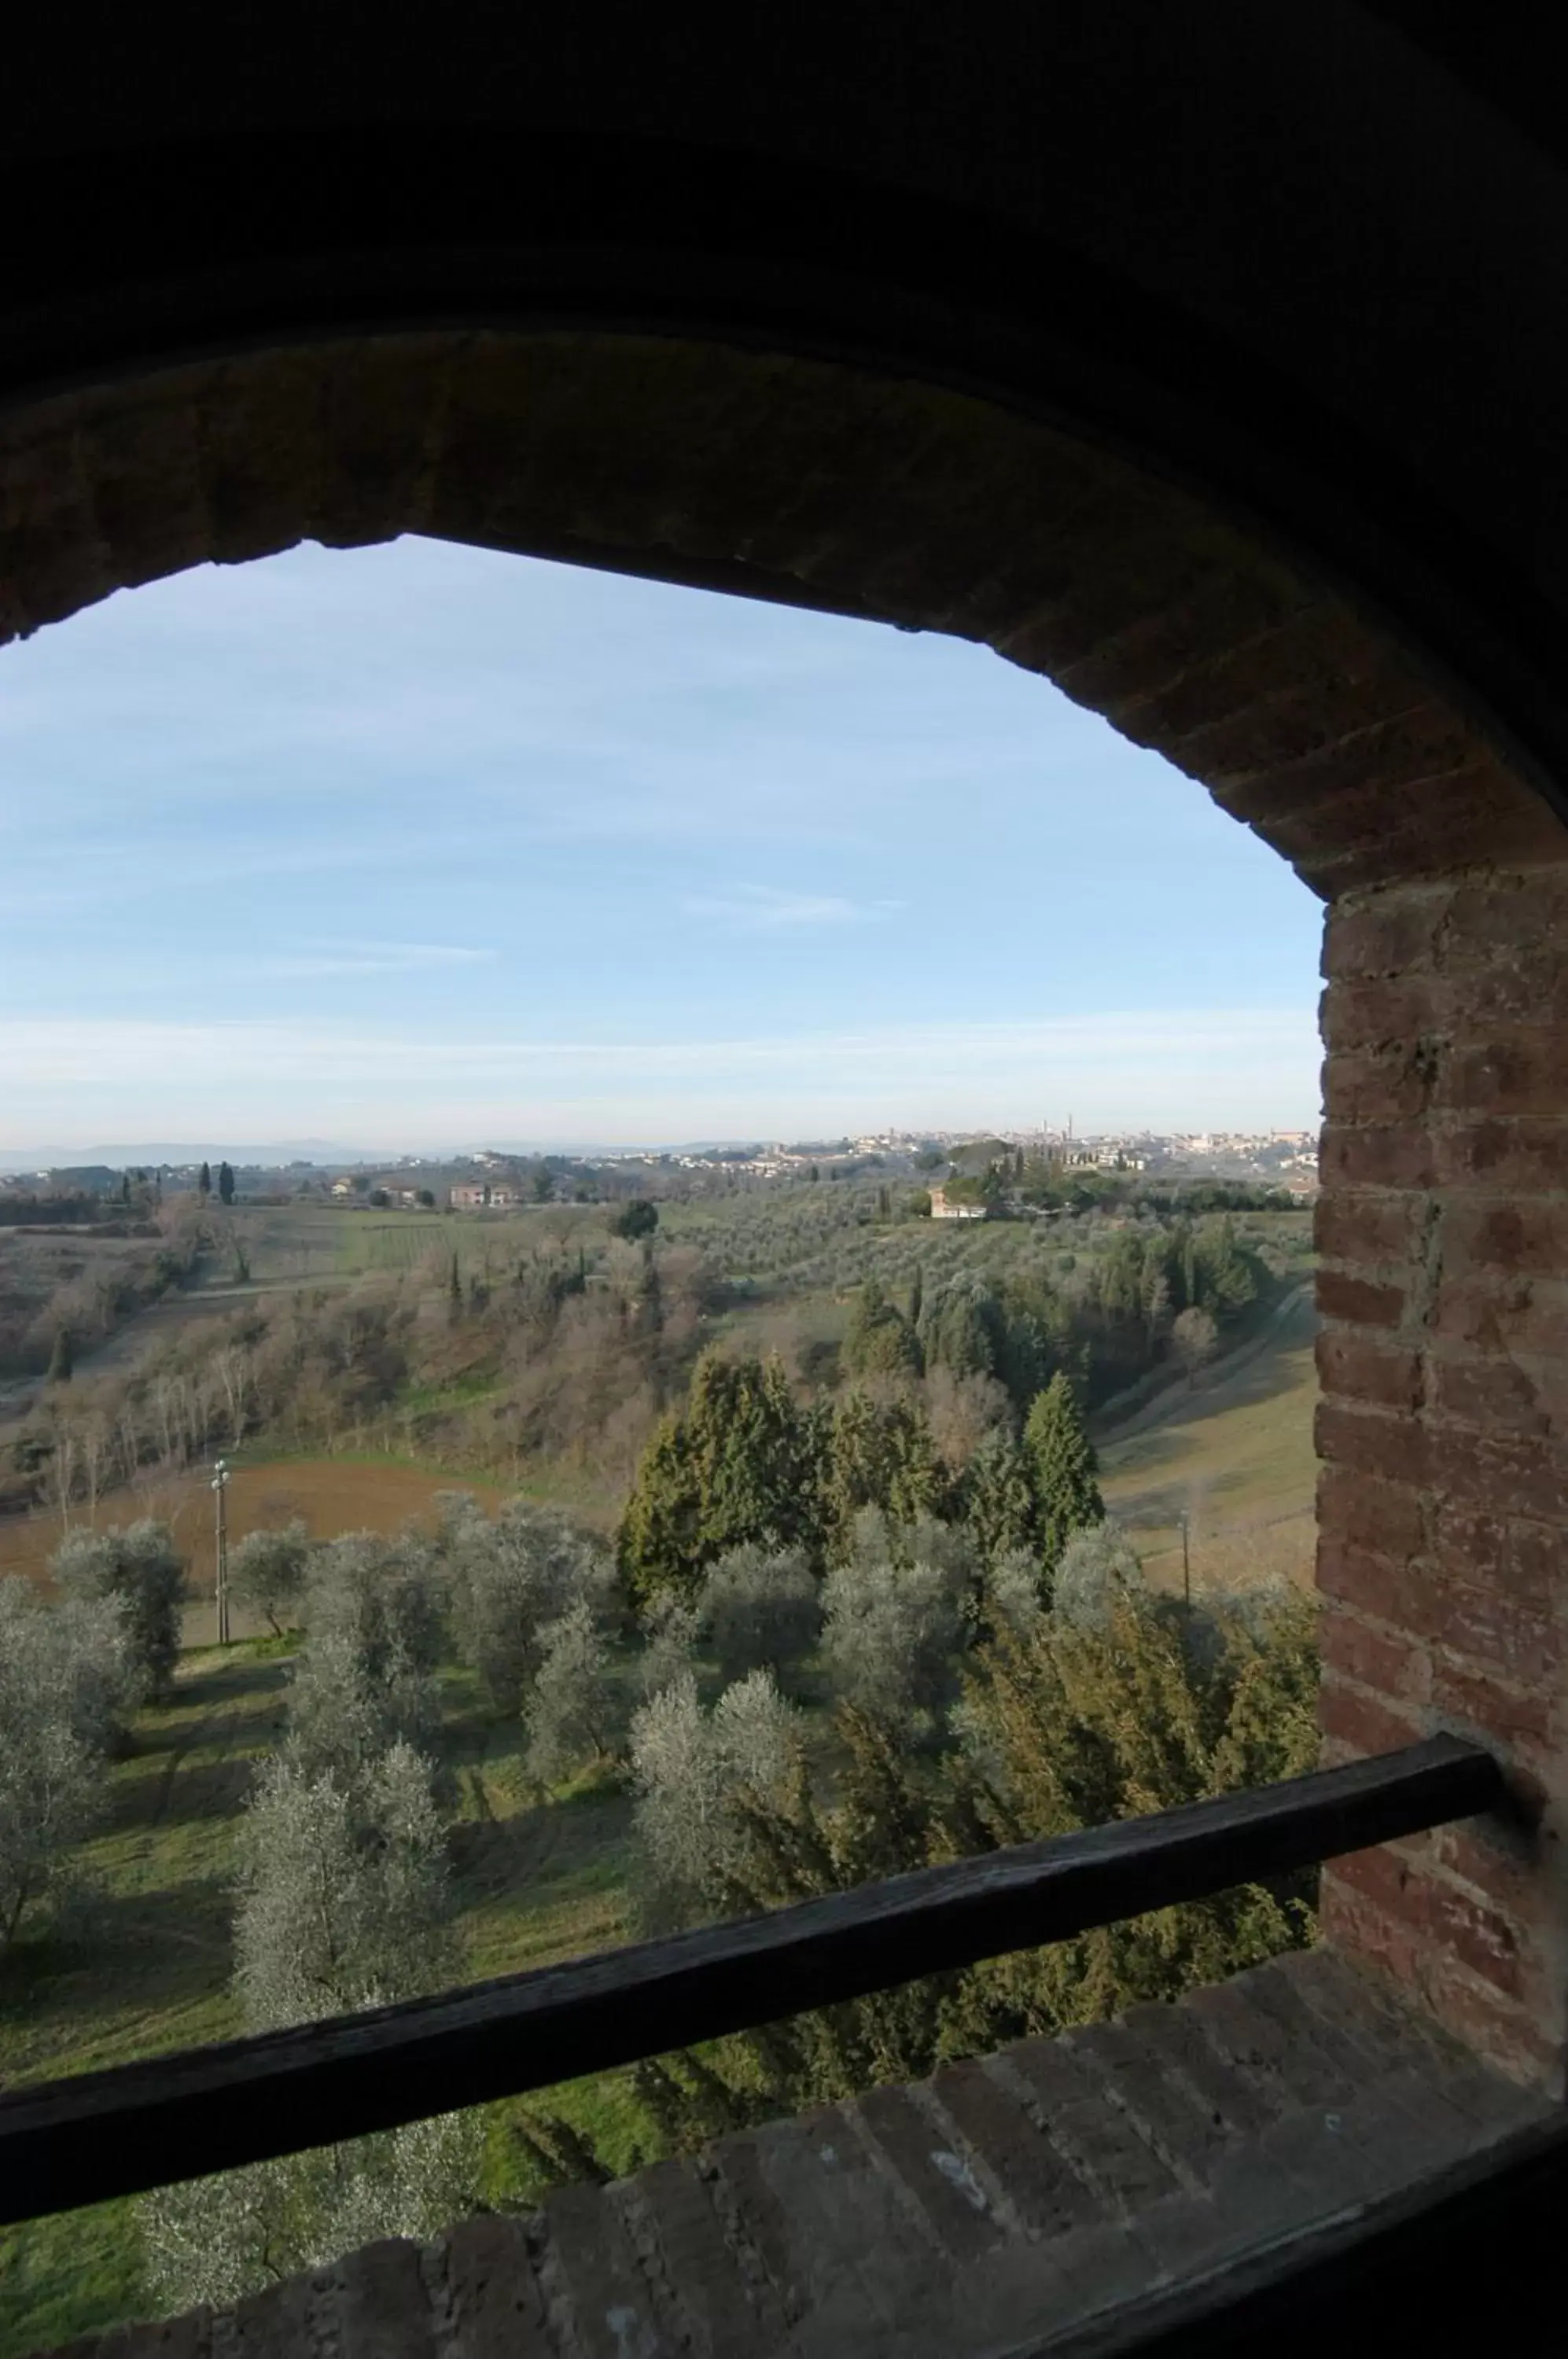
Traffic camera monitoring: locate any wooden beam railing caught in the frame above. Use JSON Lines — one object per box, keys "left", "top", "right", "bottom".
{"left": 0, "top": 1735, "right": 1504, "bottom": 2225}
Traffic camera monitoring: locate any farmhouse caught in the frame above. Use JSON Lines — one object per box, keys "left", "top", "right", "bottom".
{"left": 928, "top": 1185, "right": 988, "bottom": 1221}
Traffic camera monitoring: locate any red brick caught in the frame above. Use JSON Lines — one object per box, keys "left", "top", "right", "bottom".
{"left": 1316, "top": 1330, "right": 1423, "bottom": 1411}
{"left": 1316, "top": 1269, "right": 1407, "bottom": 1327}
{"left": 1425, "top": 1884, "right": 1525, "bottom": 2000}
{"left": 1436, "top": 1276, "right": 1568, "bottom": 1360}
{"left": 1429, "top": 1503, "right": 1510, "bottom": 1585}
{"left": 1440, "top": 1028, "right": 1568, "bottom": 1117}
{"left": 1322, "top": 977, "right": 1449, "bottom": 1052}
{"left": 1431, "top": 1353, "right": 1559, "bottom": 1438}
{"left": 1423, "top": 1422, "right": 1568, "bottom": 1519}
{"left": 1316, "top": 1538, "right": 1423, "bottom": 1628}
{"left": 1318, "top": 1464, "right": 1428, "bottom": 1559}
{"left": 1432, "top": 1824, "right": 1539, "bottom": 1919}
{"left": 1430, "top": 1657, "right": 1556, "bottom": 1756}
{"left": 1507, "top": 1518, "right": 1568, "bottom": 1604}
{"left": 1323, "top": 896, "right": 1447, "bottom": 980}
{"left": 1316, "top": 1400, "right": 1431, "bottom": 1488}
{"left": 1443, "top": 873, "right": 1568, "bottom": 962}
{"left": 1327, "top": 1838, "right": 1431, "bottom": 1926}
{"left": 1314, "top": 1191, "right": 1423, "bottom": 1267}
{"left": 1410, "top": 1578, "right": 1559, "bottom": 1680}
{"left": 1323, "top": 1046, "right": 1441, "bottom": 1125}
{"left": 1320, "top": 1604, "right": 1429, "bottom": 1702}
{"left": 1318, "top": 1875, "right": 1426, "bottom": 1989}
{"left": 1319, "top": 1672, "right": 1425, "bottom": 1759}
{"left": 1321, "top": 1124, "right": 1439, "bottom": 1190}
{"left": 1414, "top": 1962, "right": 1558, "bottom": 2085}
{"left": 1435, "top": 1121, "right": 1568, "bottom": 1193}
{"left": 1439, "top": 1199, "right": 1568, "bottom": 1276}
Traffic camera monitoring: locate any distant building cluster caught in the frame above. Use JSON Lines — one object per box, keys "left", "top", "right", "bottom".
{"left": 0, "top": 1121, "right": 1319, "bottom": 1213}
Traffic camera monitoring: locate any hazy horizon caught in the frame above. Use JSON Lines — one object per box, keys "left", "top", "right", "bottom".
{"left": 1, "top": 536, "right": 1323, "bottom": 1145}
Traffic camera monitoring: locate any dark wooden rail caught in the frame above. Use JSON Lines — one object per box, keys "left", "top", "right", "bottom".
{"left": 0, "top": 1735, "right": 1504, "bottom": 2225}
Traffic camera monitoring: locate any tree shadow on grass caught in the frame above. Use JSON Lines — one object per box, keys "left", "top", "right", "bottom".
{"left": 0, "top": 1875, "right": 235, "bottom": 2063}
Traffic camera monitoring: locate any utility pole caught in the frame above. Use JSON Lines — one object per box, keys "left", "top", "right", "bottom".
{"left": 212, "top": 1456, "right": 231, "bottom": 1645}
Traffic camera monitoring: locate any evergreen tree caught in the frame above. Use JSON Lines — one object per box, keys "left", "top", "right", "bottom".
{"left": 218, "top": 1160, "right": 235, "bottom": 1205}
{"left": 198, "top": 1161, "right": 212, "bottom": 1198}
{"left": 823, "top": 1389, "right": 946, "bottom": 1547}
{"left": 447, "top": 1252, "right": 462, "bottom": 1323}
{"left": 841, "top": 1280, "right": 922, "bottom": 1380}
{"left": 617, "top": 1352, "right": 824, "bottom": 1605}
{"left": 963, "top": 1430, "right": 1039, "bottom": 1569}
{"left": 1023, "top": 1374, "right": 1103, "bottom": 1570}
{"left": 46, "top": 1326, "right": 72, "bottom": 1384}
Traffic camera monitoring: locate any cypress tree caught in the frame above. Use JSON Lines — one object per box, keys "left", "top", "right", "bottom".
{"left": 1023, "top": 1372, "right": 1103, "bottom": 1569}
{"left": 47, "top": 1327, "right": 73, "bottom": 1384}
{"left": 197, "top": 1161, "right": 212, "bottom": 1198}
{"left": 447, "top": 1252, "right": 462, "bottom": 1323}
{"left": 963, "top": 1430, "right": 1039, "bottom": 1568}
{"left": 218, "top": 1160, "right": 235, "bottom": 1205}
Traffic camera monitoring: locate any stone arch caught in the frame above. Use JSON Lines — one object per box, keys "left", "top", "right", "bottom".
{"left": 3, "top": 326, "right": 1564, "bottom": 2083}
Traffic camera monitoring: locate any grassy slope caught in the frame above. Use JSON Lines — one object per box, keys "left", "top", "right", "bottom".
{"left": 0, "top": 1643, "right": 644, "bottom": 2359}
{"left": 1099, "top": 1286, "right": 1320, "bottom": 1593}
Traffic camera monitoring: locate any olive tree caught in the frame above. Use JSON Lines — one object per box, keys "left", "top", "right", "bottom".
{"left": 50, "top": 1520, "right": 185, "bottom": 1699}
{"left": 523, "top": 1601, "right": 623, "bottom": 1784}
{"left": 629, "top": 1669, "right": 799, "bottom": 1930}
{"left": 235, "top": 1742, "right": 456, "bottom": 2027}
{"left": 304, "top": 1531, "right": 446, "bottom": 1680}
{"left": 441, "top": 1495, "right": 613, "bottom": 1713}
{"left": 1051, "top": 1520, "right": 1147, "bottom": 1632}
{"left": 700, "top": 1541, "right": 820, "bottom": 1689}
{"left": 228, "top": 1520, "right": 311, "bottom": 1637}
{"left": 0, "top": 1579, "right": 136, "bottom": 1956}
{"left": 820, "top": 1517, "right": 964, "bottom": 1725}
{"left": 142, "top": 1741, "right": 477, "bottom": 2310}
{"left": 638, "top": 1592, "right": 701, "bottom": 1700}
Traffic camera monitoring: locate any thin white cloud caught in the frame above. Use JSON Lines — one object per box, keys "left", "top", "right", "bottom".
{"left": 683, "top": 885, "right": 898, "bottom": 929}
{"left": 258, "top": 941, "right": 495, "bottom": 980}
{"left": 0, "top": 1006, "right": 1315, "bottom": 1087}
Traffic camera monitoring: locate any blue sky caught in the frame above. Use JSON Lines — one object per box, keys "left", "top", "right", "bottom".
{"left": 0, "top": 536, "right": 1323, "bottom": 1154}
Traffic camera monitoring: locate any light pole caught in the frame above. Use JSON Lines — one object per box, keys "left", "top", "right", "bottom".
{"left": 212, "top": 1457, "right": 231, "bottom": 1646}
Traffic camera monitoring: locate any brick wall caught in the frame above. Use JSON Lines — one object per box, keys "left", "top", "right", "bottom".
{"left": 1, "top": 328, "right": 1565, "bottom": 2082}
{"left": 1316, "top": 869, "right": 1568, "bottom": 2086}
